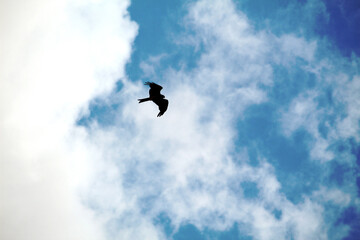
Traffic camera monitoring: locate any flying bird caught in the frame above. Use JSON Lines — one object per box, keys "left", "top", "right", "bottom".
{"left": 138, "top": 81, "right": 169, "bottom": 117}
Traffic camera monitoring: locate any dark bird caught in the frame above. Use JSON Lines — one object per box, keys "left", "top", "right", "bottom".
{"left": 138, "top": 81, "right": 169, "bottom": 117}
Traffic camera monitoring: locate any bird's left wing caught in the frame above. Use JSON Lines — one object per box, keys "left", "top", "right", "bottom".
{"left": 145, "top": 82, "right": 162, "bottom": 90}
{"left": 145, "top": 82, "right": 163, "bottom": 97}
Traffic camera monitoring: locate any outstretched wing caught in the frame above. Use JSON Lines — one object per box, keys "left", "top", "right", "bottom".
{"left": 145, "top": 81, "right": 163, "bottom": 97}
{"left": 153, "top": 98, "right": 169, "bottom": 117}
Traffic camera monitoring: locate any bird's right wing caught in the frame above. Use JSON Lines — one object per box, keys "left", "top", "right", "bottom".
{"left": 155, "top": 99, "right": 169, "bottom": 117}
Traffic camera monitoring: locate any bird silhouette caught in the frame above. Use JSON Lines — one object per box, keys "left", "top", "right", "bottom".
{"left": 138, "top": 82, "right": 169, "bottom": 117}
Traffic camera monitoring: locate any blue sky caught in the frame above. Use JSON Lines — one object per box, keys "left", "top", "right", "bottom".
{"left": 82, "top": 0, "right": 360, "bottom": 239}
{"left": 1, "top": 0, "right": 359, "bottom": 240}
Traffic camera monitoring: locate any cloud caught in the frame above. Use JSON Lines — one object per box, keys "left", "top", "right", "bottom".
{"left": 334, "top": 75, "right": 360, "bottom": 140}
{"left": 279, "top": 52, "right": 360, "bottom": 163}
{"left": 0, "top": 0, "right": 137, "bottom": 239}
{"left": 313, "top": 187, "right": 351, "bottom": 206}
{"left": 280, "top": 90, "right": 335, "bottom": 162}
{"left": 274, "top": 34, "right": 317, "bottom": 65}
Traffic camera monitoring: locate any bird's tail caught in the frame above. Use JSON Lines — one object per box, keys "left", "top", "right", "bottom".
{"left": 138, "top": 98, "right": 151, "bottom": 103}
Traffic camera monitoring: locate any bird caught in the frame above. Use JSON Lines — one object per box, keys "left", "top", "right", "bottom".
{"left": 138, "top": 81, "right": 169, "bottom": 117}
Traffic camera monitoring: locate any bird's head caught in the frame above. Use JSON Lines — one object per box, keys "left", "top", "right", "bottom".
{"left": 160, "top": 94, "right": 165, "bottom": 99}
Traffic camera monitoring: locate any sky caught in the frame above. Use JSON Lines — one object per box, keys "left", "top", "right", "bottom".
{"left": 0, "top": 0, "right": 360, "bottom": 239}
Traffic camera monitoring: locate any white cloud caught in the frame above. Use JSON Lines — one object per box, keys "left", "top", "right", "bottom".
{"left": 280, "top": 60, "right": 360, "bottom": 163}
{"left": 139, "top": 54, "right": 168, "bottom": 79}
{"left": 280, "top": 91, "right": 335, "bottom": 162}
{"left": 289, "top": 199, "right": 326, "bottom": 240}
{"left": 0, "top": 0, "right": 137, "bottom": 239}
{"left": 275, "top": 34, "right": 317, "bottom": 64}
{"left": 313, "top": 187, "right": 351, "bottom": 206}
{"left": 334, "top": 75, "right": 360, "bottom": 140}
{"left": 281, "top": 91, "right": 319, "bottom": 136}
